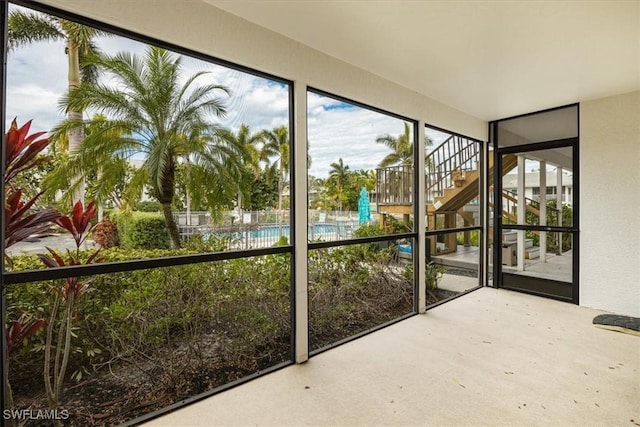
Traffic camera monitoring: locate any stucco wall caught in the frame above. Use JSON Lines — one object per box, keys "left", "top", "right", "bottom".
{"left": 37, "top": 0, "right": 486, "bottom": 140}
{"left": 580, "top": 91, "right": 640, "bottom": 316}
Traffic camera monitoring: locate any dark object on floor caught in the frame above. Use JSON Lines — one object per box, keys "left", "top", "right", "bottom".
{"left": 593, "top": 314, "right": 640, "bottom": 336}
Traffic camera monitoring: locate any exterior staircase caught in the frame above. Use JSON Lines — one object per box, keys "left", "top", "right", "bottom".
{"left": 375, "top": 134, "right": 561, "bottom": 258}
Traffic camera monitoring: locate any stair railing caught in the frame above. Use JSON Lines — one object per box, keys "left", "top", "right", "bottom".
{"left": 500, "top": 189, "right": 561, "bottom": 225}
{"left": 375, "top": 165, "right": 413, "bottom": 206}
{"left": 425, "top": 135, "right": 480, "bottom": 203}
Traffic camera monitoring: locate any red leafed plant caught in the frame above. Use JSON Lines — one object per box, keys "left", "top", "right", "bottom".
{"left": 4, "top": 119, "right": 59, "bottom": 424}
{"left": 5, "top": 188, "right": 61, "bottom": 249}
{"left": 53, "top": 200, "right": 97, "bottom": 248}
{"left": 37, "top": 201, "right": 102, "bottom": 414}
{"left": 4, "top": 119, "right": 52, "bottom": 185}
{"left": 6, "top": 314, "right": 46, "bottom": 354}
{"left": 4, "top": 119, "right": 61, "bottom": 257}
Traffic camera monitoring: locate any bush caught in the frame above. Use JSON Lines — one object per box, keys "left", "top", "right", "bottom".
{"left": 135, "top": 200, "right": 162, "bottom": 212}
{"left": 93, "top": 219, "right": 120, "bottom": 248}
{"left": 353, "top": 223, "right": 384, "bottom": 238}
{"left": 114, "top": 212, "right": 170, "bottom": 249}
{"left": 183, "top": 234, "right": 230, "bottom": 252}
{"left": 308, "top": 245, "right": 413, "bottom": 350}
{"left": 6, "top": 248, "right": 292, "bottom": 396}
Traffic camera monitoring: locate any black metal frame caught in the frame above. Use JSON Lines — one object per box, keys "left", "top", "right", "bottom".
{"left": 1, "top": 1, "right": 297, "bottom": 424}
{"left": 1, "top": 0, "right": 9, "bottom": 417}
{"left": 424, "top": 123, "right": 484, "bottom": 306}
{"left": 306, "top": 87, "right": 421, "bottom": 354}
{"left": 491, "top": 104, "right": 580, "bottom": 304}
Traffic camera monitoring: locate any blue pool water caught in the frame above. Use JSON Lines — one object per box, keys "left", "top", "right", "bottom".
{"left": 398, "top": 244, "right": 412, "bottom": 253}
{"left": 249, "top": 223, "right": 338, "bottom": 238}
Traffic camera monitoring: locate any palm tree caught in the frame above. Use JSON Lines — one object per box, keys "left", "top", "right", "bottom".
{"left": 376, "top": 122, "right": 414, "bottom": 168}
{"left": 328, "top": 158, "right": 350, "bottom": 211}
{"left": 261, "top": 126, "right": 290, "bottom": 214}
{"left": 51, "top": 46, "right": 244, "bottom": 248}
{"left": 376, "top": 122, "right": 436, "bottom": 168}
{"left": 217, "top": 124, "right": 266, "bottom": 216}
{"left": 8, "top": 8, "right": 109, "bottom": 203}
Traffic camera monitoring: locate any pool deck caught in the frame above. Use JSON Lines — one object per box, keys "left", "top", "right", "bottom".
{"left": 432, "top": 246, "right": 573, "bottom": 283}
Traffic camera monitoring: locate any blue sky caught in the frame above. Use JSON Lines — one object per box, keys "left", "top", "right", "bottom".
{"left": 5, "top": 4, "right": 449, "bottom": 179}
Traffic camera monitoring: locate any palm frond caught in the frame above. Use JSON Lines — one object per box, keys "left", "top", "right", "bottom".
{"left": 7, "top": 11, "right": 63, "bottom": 51}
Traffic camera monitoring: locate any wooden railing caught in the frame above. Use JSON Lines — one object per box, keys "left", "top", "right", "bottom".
{"left": 376, "top": 135, "right": 480, "bottom": 206}
{"left": 498, "top": 189, "right": 561, "bottom": 225}
{"left": 376, "top": 165, "right": 413, "bottom": 206}
{"left": 425, "top": 135, "right": 480, "bottom": 203}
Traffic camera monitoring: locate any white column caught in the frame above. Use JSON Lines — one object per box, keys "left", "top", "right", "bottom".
{"left": 539, "top": 162, "right": 547, "bottom": 262}
{"left": 417, "top": 121, "right": 426, "bottom": 313}
{"left": 186, "top": 191, "right": 192, "bottom": 225}
{"left": 556, "top": 166, "right": 563, "bottom": 255}
{"left": 293, "top": 82, "right": 309, "bottom": 363}
{"left": 517, "top": 155, "right": 525, "bottom": 271}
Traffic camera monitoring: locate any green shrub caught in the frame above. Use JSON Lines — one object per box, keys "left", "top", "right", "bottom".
{"left": 183, "top": 234, "right": 230, "bottom": 252}
{"left": 425, "top": 261, "right": 446, "bottom": 291}
{"left": 6, "top": 248, "right": 292, "bottom": 393}
{"left": 308, "top": 245, "right": 413, "bottom": 350}
{"left": 456, "top": 230, "right": 479, "bottom": 246}
{"left": 135, "top": 200, "right": 161, "bottom": 212}
{"left": 353, "top": 223, "right": 384, "bottom": 238}
{"left": 274, "top": 235, "right": 289, "bottom": 247}
{"left": 114, "top": 211, "right": 170, "bottom": 249}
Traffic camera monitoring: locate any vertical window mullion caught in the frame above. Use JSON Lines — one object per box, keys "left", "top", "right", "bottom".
{"left": 416, "top": 120, "right": 426, "bottom": 313}
{"left": 293, "top": 81, "right": 309, "bottom": 363}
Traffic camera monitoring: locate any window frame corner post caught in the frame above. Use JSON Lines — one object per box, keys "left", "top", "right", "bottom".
{"left": 292, "top": 81, "right": 308, "bottom": 363}
{"left": 416, "top": 120, "right": 426, "bottom": 313}
{"left": 1, "top": 0, "right": 9, "bottom": 415}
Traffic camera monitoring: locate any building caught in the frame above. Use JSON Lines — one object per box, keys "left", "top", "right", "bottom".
{"left": 503, "top": 170, "right": 573, "bottom": 205}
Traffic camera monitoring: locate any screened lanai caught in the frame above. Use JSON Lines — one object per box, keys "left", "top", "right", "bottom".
{"left": 1, "top": 1, "right": 638, "bottom": 426}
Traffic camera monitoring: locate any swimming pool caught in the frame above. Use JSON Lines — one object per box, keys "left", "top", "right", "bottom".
{"left": 247, "top": 223, "right": 339, "bottom": 239}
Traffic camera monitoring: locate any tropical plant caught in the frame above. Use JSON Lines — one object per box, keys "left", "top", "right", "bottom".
{"left": 8, "top": 7, "right": 110, "bottom": 203}
{"left": 218, "top": 124, "right": 267, "bottom": 212}
{"left": 50, "top": 46, "right": 245, "bottom": 248}
{"left": 4, "top": 313, "right": 46, "bottom": 426}
{"left": 376, "top": 122, "right": 414, "bottom": 168}
{"left": 4, "top": 119, "right": 61, "bottom": 257}
{"left": 38, "top": 201, "right": 102, "bottom": 420}
{"left": 425, "top": 261, "right": 446, "bottom": 292}
{"left": 341, "top": 169, "right": 375, "bottom": 211}
{"left": 246, "top": 168, "right": 279, "bottom": 211}
{"left": 328, "top": 158, "right": 350, "bottom": 211}
{"left": 261, "top": 125, "right": 290, "bottom": 213}
{"left": 376, "top": 122, "right": 434, "bottom": 169}
{"left": 3, "top": 119, "right": 61, "bottom": 425}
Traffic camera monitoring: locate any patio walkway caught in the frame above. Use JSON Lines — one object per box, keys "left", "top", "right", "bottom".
{"left": 147, "top": 287, "right": 639, "bottom": 426}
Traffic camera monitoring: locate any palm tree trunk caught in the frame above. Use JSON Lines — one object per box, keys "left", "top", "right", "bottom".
{"left": 277, "top": 165, "right": 283, "bottom": 214}
{"left": 277, "top": 165, "right": 284, "bottom": 235}
{"left": 67, "top": 43, "right": 85, "bottom": 205}
{"left": 161, "top": 203, "right": 182, "bottom": 249}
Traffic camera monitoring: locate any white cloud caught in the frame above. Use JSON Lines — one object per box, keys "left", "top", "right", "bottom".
{"left": 5, "top": 3, "right": 456, "bottom": 182}
{"left": 307, "top": 92, "right": 410, "bottom": 177}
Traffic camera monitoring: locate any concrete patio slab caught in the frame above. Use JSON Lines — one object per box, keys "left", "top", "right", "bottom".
{"left": 147, "top": 287, "right": 639, "bottom": 426}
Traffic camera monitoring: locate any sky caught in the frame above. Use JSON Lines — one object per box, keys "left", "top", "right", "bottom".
{"left": 5, "top": 4, "right": 450, "bottom": 180}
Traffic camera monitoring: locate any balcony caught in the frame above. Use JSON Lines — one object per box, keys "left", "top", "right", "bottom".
{"left": 148, "top": 287, "right": 639, "bottom": 426}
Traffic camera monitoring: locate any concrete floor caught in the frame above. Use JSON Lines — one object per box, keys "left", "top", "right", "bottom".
{"left": 147, "top": 288, "right": 640, "bottom": 426}
{"left": 434, "top": 246, "right": 573, "bottom": 284}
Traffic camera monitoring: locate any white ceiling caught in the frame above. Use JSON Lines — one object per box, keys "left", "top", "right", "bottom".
{"left": 204, "top": 0, "right": 639, "bottom": 121}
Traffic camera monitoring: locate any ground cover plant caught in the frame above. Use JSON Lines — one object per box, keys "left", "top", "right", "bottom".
{"left": 308, "top": 243, "right": 415, "bottom": 351}
{"left": 7, "top": 251, "right": 292, "bottom": 425}
{"left": 6, "top": 228, "right": 427, "bottom": 426}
